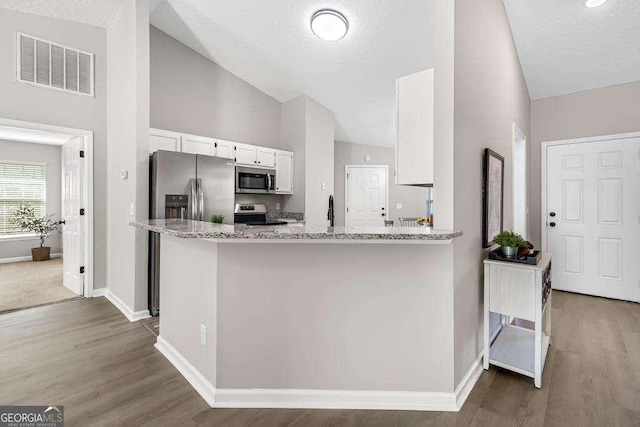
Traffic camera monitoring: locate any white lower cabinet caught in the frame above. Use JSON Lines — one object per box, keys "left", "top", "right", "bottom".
{"left": 149, "top": 128, "right": 181, "bottom": 153}
{"left": 275, "top": 150, "right": 293, "bottom": 194}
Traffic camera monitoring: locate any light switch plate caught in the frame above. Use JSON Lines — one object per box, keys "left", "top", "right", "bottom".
{"left": 129, "top": 203, "right": 135, "bottom": 216}
{"left": 396, "top": 203, "right": 403, "bottom": 210}
{"left": 321, "top": 183, "right": 326, "bottom": 190}
{"left": 120, "top": 170, "right": 128, "bottom": 180}
{"left": 200, "top": 324, "right": 207, "bottom": 346}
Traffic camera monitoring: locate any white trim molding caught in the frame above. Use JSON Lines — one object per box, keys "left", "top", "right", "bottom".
{"left": 154, "top": 335, "right": 484, "bottom": 412}
{"left": 454, "top": 353, "right": 484, "bottom": 410}
{"left": 155, "top": 336, "right": 216, "bottom": 406}
{"left": 103, "top": 289, "right": 150, "bottom": 322}
{"left": 540, "top": 130, "right": 640, "bottom": 250}
{"left": 92, "top": 288, "right": 107, "bottom": 297}
{"left": 0, "top": 252, "right": 62, "bottom": 264}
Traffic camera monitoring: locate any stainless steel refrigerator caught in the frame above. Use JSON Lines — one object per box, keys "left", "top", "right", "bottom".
{"left": 149, "top": 150, "right": 235, "bottom": 315}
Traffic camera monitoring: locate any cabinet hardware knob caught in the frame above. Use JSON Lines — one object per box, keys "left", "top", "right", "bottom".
{"left": 549, "top": 222, "right": 556, "bottom": 227}
{"left": 549, "top": 212, "right": 556, "bottom": 217}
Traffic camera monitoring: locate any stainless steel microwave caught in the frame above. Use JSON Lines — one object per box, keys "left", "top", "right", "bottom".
{"left": 235, "top": 166, "right": 276, "bottom": 194}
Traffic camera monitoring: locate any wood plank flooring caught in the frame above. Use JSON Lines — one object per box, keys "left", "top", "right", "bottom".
{"left": 0, "top": 291, "right": 638, "bottom": 426}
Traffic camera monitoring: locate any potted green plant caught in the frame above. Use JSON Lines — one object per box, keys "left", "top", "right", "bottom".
{"left": 211, "top": 214, "right": 225, "bottom": 224}
{"left": 12, "top": 203, "right": 63, "bottom": 261}
{"left": 492, "top": 230, "right": 527, "bottom": 259}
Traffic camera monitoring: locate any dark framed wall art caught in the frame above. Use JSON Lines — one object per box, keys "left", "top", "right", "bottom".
{"left": 482, "top": 148, "right": 505, "bottom": 247}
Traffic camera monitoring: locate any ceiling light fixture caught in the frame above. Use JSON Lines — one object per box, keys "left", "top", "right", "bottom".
{"left": 310, "top": 9, "right": 349, "bottom": 41}
{"left": 585, "top": 0, "right": 608, "bottom": 8}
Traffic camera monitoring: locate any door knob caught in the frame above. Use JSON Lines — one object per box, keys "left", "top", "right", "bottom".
{"left": 549, "top": 212, "right": 556, "bottom": 217}
{"left": 549, "top": 222, "right": 556, "bottom": 227}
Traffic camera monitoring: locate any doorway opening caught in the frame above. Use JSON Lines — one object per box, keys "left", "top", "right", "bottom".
{"left": 345, "top": 165, "right": 389, "bottom": 227}
{"left": 512, "top": 123, "right": 527, "bottom": 240}
{"left": 0, "top": 118, "right": 94, "bottom": 314}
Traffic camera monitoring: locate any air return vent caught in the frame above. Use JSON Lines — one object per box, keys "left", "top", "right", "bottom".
{"left": 16, "top": 32, "right": 94, "bottom": 97}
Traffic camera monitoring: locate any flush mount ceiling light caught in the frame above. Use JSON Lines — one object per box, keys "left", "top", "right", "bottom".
{"left": 585, "top": 0, "right": 608, "bottom": 7}
{"left": 311, "top": 9, "right": 349, "bottom": 41}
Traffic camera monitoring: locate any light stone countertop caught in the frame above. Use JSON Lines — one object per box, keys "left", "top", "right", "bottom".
{"left": 130, "top": 219, "right": 463, "bottom": 242}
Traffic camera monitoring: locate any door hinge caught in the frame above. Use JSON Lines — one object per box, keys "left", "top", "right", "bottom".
{"left": 79, "top": 150, "right": 85, "bottom": 158}
{"left": 79, "top": 208, "right": 85, "bottom": 216}
{"left": 347, "top": 207, "right": 349, "bottom": 212}
{"left": 80, "top": 266, "right": 85, "bottom": 274}
{"left": 346, "top": 173, "right": 349, "bottom": 179}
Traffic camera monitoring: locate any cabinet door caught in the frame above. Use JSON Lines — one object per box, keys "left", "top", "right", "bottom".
{"left": 235, "top": 143, "right": 257, "bottom": 165}
{"left": 256, "top": 147, "right": 276, "bottom": 168}
{"left": 275, "top": 150, "right": 293, "bottom": 194}
{"left": 215, "top": 139, "right": 235, "bottom": 159}
{"left": 395, "top": 68, "right": 434, "bottom": 185}
{"left": 149, "top": 129, "right": 181, "bottom": 153}
{"left": 181, "top": 135, "right": 215, "bottom": 156}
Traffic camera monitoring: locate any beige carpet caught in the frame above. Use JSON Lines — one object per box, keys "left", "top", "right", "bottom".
{"left": 0, "top": 258, "right": 78, "bottom": 313}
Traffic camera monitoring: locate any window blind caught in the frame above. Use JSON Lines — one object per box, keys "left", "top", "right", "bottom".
{"left": 0, "top": 162, "right": 46, "bottom": 234}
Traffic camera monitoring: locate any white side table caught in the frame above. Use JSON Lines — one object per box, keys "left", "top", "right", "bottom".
{"left": 483, "top": 252, "right": 552, "bottom": 388}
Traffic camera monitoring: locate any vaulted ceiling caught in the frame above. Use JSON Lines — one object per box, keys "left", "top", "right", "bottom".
{"left": 150, "top": 0, "right": 434, "bottom": 147}
{"left": 504, "top": 0, "right": 640, "bottom": 100}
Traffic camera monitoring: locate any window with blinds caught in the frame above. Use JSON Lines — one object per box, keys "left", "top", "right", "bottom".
{"left": 0, "top": 162, "right": 46, "bottom": 235}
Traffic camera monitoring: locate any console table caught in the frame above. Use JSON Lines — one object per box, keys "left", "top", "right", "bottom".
{"left": 483, "top": 252, "right": 552, "bottom": 388}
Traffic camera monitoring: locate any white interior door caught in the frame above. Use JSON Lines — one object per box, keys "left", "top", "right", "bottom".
{"left": 346, "top": 166, "right": 387, "bottom": 227}
{"left": 62, "top": 136, "right": 84, "bottom": 295}
{"left": 546, "top": 136, "right": 640, "bottom": 302}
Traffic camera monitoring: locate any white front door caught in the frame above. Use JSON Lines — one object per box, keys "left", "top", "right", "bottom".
{"left": 62, "top": 137, "right": 84, "bottom": 295}
{"left": 346, "top": 166, "right": 387, "bottom": 227}
{"left": 546, "top": 136, "right": 640, "bottom": 302}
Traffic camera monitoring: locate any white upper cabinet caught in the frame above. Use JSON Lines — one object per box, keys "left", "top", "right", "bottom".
{"left": 215, "top": 139, "right": 235, "bottom": 159}
{"left": 275, "top": 150, "right": 293, "bottom": 194}
{"left": 181, "top": 134, "right": 216, "bottom": 156}
{"left": 149, "top": 128, "right": 181, "bottom": 154}
{"left": 395, "top": 68, "right": 434, "bottom": 186}
{"left": 256, "top": 147, "right": 276, "bottom": 168}
{"left": 235, "top": 143, "right": 257, "bottom": 165}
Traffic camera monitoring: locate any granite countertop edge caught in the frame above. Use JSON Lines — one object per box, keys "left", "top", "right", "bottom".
{"left": 130, "top": 220, "right": 463, "bottom": 241}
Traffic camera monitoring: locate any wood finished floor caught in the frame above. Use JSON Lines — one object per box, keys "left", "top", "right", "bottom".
{"left": 0, "top": 291, "right": 638, "bottom": 426}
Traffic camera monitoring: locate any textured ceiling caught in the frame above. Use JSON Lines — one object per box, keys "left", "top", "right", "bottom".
{"left": 0, "top": 0, "right": 124, "bottom": 27}
{"left": 504, "top": 0, "right": 640, "bottom": 100}
{"left": 151, "top": 0, "right": 434, "bottom": 147}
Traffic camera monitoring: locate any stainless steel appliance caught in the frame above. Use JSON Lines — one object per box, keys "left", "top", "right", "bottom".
{"left": 235, "top": 166, "right": 276, "bottom": 194}
{"left": 149, "top": 150, "right": 235, "bottom": 315}
{"left": 234, "top": 203, "right": 287, "bottom": 226}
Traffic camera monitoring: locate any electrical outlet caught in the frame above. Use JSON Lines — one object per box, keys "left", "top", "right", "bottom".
{"left": 129, "top": 203, "right": 135, "bottom": 216}
{"left": 396, "top": 203, "right": 403, "bottom": 210}
{"left": 276, "top": 202, "right": 281, "bottom": 210}
{"left": 200, "top": 324, "right": 207, "bottom": 346}
{"left": 321, "top": 183, "right": 326, "bottom": 190}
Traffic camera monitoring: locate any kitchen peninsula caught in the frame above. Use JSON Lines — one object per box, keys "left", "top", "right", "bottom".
{"left": 131, "top": 219, "right": 468, "bottom": 411}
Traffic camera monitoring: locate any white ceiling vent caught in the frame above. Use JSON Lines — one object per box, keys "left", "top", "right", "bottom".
{"left": 16, "top": 32, "right": 94, "bottom": 97}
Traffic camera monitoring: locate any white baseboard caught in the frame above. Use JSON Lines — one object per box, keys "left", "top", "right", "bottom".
{"left": 92, "top": 288, "right": 107, "bottom": 297}
{"left": 155, "top": 335, "right": 217, "bottom": 407}
{"left": 0, "top": 253, "right": 62, "bottom": 264}
{"left": 454, "top": 353, "right": 484, "bottom": 410}
{"left": 103, "top": 289, "right": 150, "bottom": 322}
{"left": 155, "top": 335, "right": 484, "bottom": 412}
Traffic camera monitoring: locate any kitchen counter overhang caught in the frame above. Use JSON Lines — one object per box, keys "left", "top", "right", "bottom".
{"left": 130, "top": 219, "right": 463, "bottom": 243}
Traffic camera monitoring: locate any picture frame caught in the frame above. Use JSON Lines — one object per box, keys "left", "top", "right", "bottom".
{"left": 482, "top": 148, "right": 505, "bottom": 248}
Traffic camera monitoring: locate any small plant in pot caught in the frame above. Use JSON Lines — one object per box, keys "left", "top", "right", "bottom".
{"left": 211, "top": 214, "right": 225, "bottom": 224}
{"left": 12, "top": 203, "right": 63, "bottom": 261}
{"left": 492, "top": 230, "right": 527, "bottom": 259}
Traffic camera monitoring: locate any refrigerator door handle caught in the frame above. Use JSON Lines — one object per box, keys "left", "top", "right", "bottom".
{"left": 196, "top": 178, "right": 204, "bottom": 221}
{"left": 187, "top": 178, "right": 197, "bottom": 220}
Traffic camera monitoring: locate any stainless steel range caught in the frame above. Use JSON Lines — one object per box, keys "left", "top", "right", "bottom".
{"left": 234, "top": 203, "right": 287, "bottom": 226}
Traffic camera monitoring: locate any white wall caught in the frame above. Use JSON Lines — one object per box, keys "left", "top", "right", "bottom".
{"left": 333, "top": 141, "right": 428, "bottom": 226}
{"left": 0, "top": 8, "right": 107, "bottom": 286}
{"left": 450, "top": 0, "right": 531, "bottom": 386}
{"left": 106, "top": 0, "right": 150, "bottom": 312}
{"left": 281, "top": 97, "right": 307, "bottom": 214}
{"left": 0, "top": 140, "right": 62, "bottom": 259}
{"left": 150, "top": 26, "right": 282, "bottom": 148}
{"left": 529, "top": 80, "right": 640, "bottom": 247}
